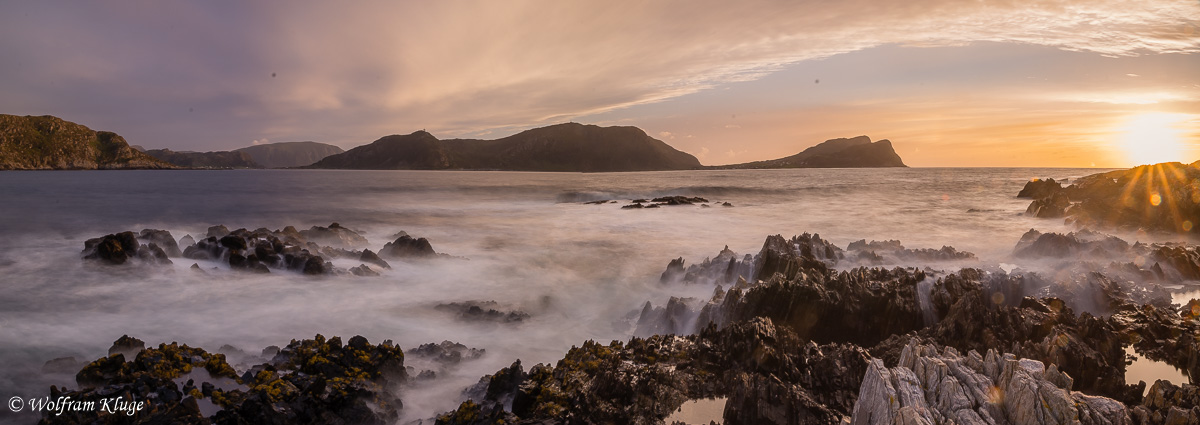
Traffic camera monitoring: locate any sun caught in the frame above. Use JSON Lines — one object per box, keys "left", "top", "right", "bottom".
{"left": 1119, "top": 112, "right": 1188, "bottom": 166}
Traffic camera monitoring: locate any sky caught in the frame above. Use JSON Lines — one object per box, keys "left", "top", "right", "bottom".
{"left": 1, "top": 1, "right": 1198, "bottom": 167}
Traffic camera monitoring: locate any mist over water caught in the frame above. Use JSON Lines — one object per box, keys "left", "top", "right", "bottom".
{"left": 0, "top": 167, "right": 1156, "bottom": 422}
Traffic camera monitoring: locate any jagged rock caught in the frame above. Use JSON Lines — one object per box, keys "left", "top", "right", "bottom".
{"left": 1017, "top": 178, "right": 1064, "bottom": 199}
{"left": 108, "top": 335, "right": 146, "bottom": 358}
{"left": 851, "top": 339, "right": 1132, "bottom": 425}
{"left": 350, "top": 264, "right": 379, "bottom": 276}
{"left": 380, "top": 234, "right": 438, "bottom": 259}
{"left": 1013, "top": 229, "right": 1130, "bottom": 259}
{"left": 408, "top": 341, "right": 485, "bottom": 365}
{"left": 360, "top": 248, "right": 391, "bottom": 269}
{"left": 438, "top": 317, "right": 869, "bottom": 425}
{"left": 1026, "top": 191, "right": 1071, "bottom": 218}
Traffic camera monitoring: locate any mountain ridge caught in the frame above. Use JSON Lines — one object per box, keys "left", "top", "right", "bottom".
{"left": 308, "top": 123, "right": 704, "bottom": 172}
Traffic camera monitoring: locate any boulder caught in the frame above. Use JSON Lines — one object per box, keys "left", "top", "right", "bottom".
{"left": 380, "top": 235, "right": 437, "bottom": 259}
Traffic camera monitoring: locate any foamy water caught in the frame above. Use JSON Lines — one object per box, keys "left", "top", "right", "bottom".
{"left": 0, "top": 167, "right": 1159, "bottom": 422}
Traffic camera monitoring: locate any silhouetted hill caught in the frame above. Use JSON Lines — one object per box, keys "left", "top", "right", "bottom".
{"left": 235, "top": 141, "right": 344, "bottom": 168}
{"left": 719, "top": 136, "right": 907, "bottom": 169}
{"left": 0, "top": 114, "right": 174, "bottom": 170}
{"left": 309, "top": 123, "right": 702, "bottom": 171}
{"left": 142, "top": 149, "right": 261, "bottom": 169}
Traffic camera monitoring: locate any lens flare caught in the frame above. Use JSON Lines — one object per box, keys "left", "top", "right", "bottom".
{"left": 1119, "top": 113, "right": 1189, "bottom": 166}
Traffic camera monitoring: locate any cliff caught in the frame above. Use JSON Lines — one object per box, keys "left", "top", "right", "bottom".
{"left": 0, "top": 115, "right": 174, "bottom": 170}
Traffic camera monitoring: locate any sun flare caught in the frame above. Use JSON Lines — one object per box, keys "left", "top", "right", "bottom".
{"left": 1119, "top": 112, "right": 1189, "bottom": 166}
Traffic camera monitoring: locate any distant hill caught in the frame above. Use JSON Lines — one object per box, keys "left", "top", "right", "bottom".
{"left": 719, "top": 136, "right": 906, "bottom": 169}
{"left": 235, "top": 141, "right": 344, "bottom": 168}
{"left": 308, "top": 123, "right": 702, "bottom": 172}
{"left": 0, "top": 114, "right": 174, "bottom": 170}
{"left": 142, "top": 149, "right": 261, "bottom": 169}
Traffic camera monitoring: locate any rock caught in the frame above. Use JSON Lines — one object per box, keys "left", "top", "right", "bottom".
{"left": 1051, "top": 162, "right": 1200, "bottom": 233}
{"left": 50, "top": 334, "right": 406, "bottom": 425}
{"left": 1026, "top": 191, "right": 1071, "bottom": 218}
{"left": 380, "top": 234, "right": 438, "bottom": 259}
{"left": 435, "top": 301, "right": 530, "bottom": 323}
{"left": 350, "top": 264, "right": 379, "bottom": 276}
{"left": 408, "top": 341, "right": 485, "bottom": 365}
{"left": 42, "top": 357, "right": 81, "bottom": 374}
{"left": 138, "top": 229, "right": 182, "bottom": 257}
{"left": 851, "top": 338, "right": 1133, "bottom": 425}
{"left": 651, "top": 195, "right": 709, "bottom": 205}
{"left": 660, "top": 257, "right": 686, "bottom": 283}
{"left": 299, "top": 222, "right": 369, "bottom": 249}
{"left": 360, "top": 248, "right": 391, "bottom": 269}
{"left": 81, "top": 231, "right": 139, "bottom": 265}
{"left": 206, "top": 225, "right": 230, "bottom": 238}
{"left": 1017, "top": 178, "right": 1064, "bottom": 199}
{"left": 439, "top": 317, "right": 869, "bottom": 425}
{"left": 108, "top": 335, "right": 146, "bottom": 358}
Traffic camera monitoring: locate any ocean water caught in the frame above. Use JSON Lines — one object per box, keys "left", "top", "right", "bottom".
{"left": 0, "top": 167, "right": 1163, "bottom": 422}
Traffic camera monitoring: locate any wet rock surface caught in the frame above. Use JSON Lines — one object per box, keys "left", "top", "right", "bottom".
{"left": 42, "top": 335, "right": 408, "bottom": 425}
{"left": 437, "top": 317, "right": 868, "bottom": 425}
{"left": 80, "top": 223, "right": 457, "bottom": 276}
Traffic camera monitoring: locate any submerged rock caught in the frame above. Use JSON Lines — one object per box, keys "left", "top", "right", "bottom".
{"left": 435, "top": 301, "right": 530, "bottom": 323}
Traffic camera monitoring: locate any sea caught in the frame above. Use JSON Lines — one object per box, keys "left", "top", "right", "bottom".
{"left": 0, "top": 167, "right": 1188, "bottom": 423}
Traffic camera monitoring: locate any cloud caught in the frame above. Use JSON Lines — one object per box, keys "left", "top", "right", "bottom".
{"left": 657, "top": 131, "right": 675, "bottom": 139}
{"left": 724, "top": 124, "right": 742, "bottom": 129}
{"left": 0, "top": 1, "right": 1196, "bottom": 150}
{"left": 251, "top": 138, "right": 268, "bottom": 146}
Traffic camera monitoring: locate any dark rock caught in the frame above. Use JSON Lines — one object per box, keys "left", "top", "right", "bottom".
{"left": 408, "top": 341, "right": 486, "bottom": 365}
{"left": 1054, "top": 162, "right": 1200, "bottom": 234}
{"left": 660, "top": 257, "right": 686, "bottom": 283}
{"left": 1026, "top": 190, "right": 1071, "bottom": 218}
{"left": 435, "top": 301, "right": 530, "bottom": 323}
{"left": 81, "top": 231, "right": 139, "bottom": 265}
{"left": 651, "top": 196, "right": 709, "bottom": 205}
{"left": 50, "top": 334, "right": 406, "bottom": 425}
{"left": 206, "top": 225, "right": 230, "bottom": 239}
{"left": 350, "top": 264, "right": 379, "bottom": 276}
{"left": 360, "top": 248, "right": 391, "bottom": 269}
{"left": 380, "top": 235, "right": 437, "bottom": 259}
{"left": 1017, "top": 178, "right": 1064, "bottom": 199}
{"left": 109, "top": 335, "right": 146, "bottom": 358}
{"left": 138, "top": 229, "right": 182, "bottom": 257}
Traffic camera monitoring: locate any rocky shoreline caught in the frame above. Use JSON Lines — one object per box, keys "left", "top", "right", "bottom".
{"left": 45, "top": 215, "right": 1200, "bottom": 424}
